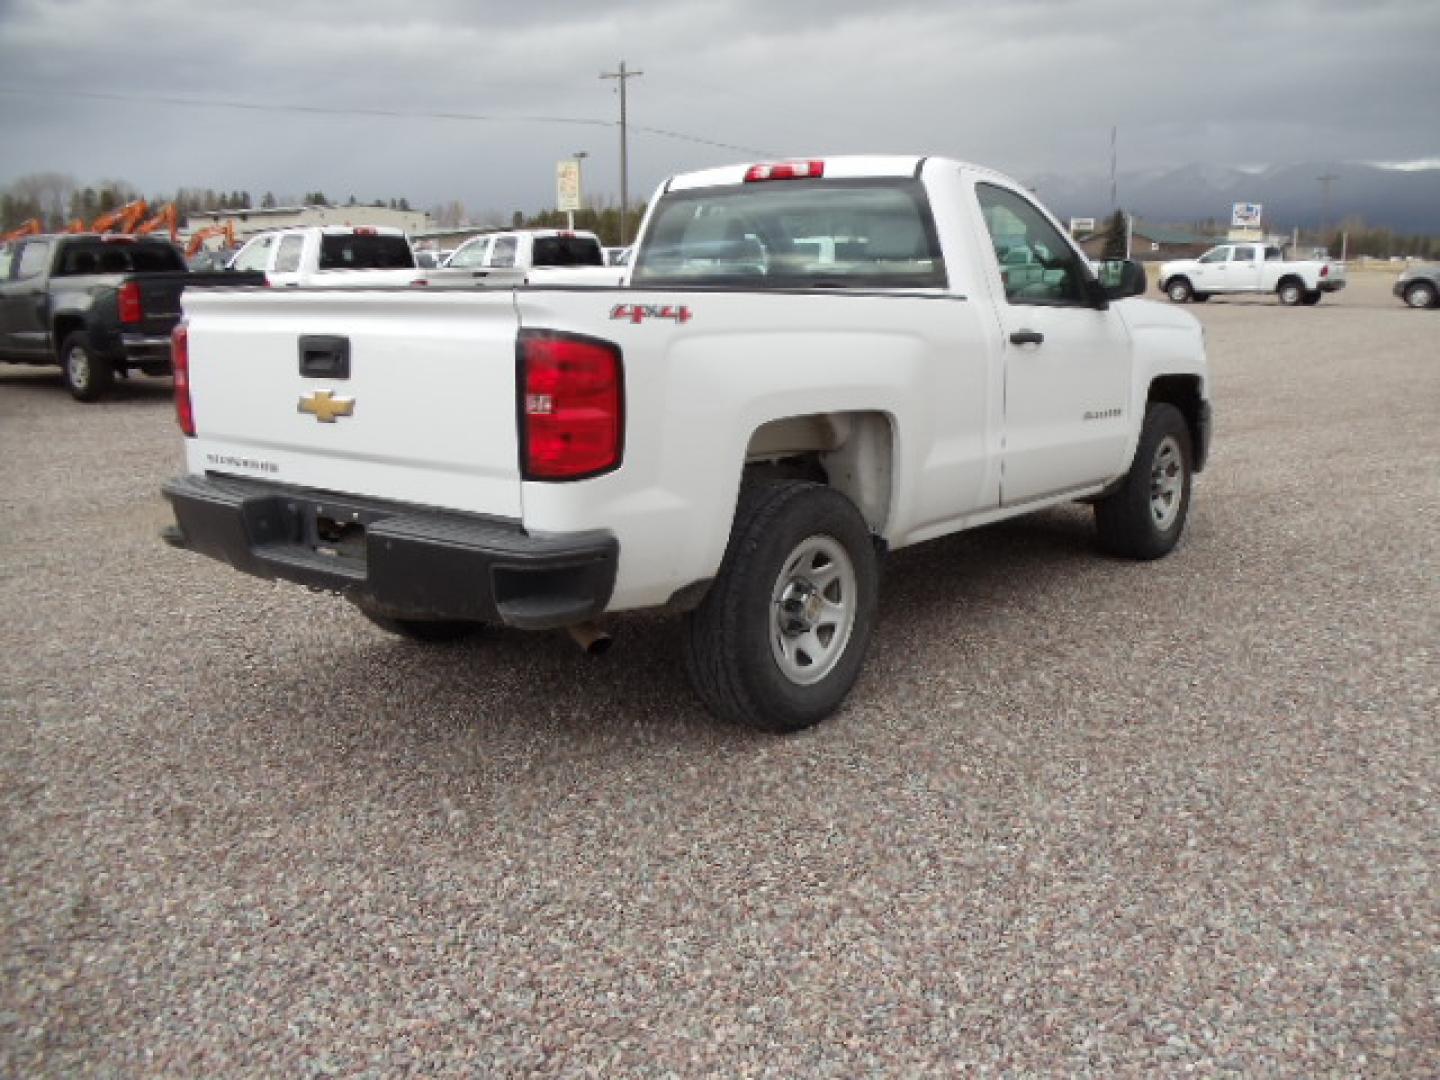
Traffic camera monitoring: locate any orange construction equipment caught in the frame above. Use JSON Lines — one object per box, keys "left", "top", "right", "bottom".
{"left": 136, "top": 202, "right": 179, "bottom": 241}
{"left": 65, "top": 218, "right": 88, "bottom": 233}
{"left": 184, "top": 220, "right": 237, "bottom": 257}
{"left": 1, "top": 218, "right": 43, "bottom": 243}
{"left": 91, "top": 199, "right": 149, "bottom": 234}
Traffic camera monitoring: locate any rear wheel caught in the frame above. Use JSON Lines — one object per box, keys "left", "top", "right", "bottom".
{"left": 1094, "top": 403, "right": 1193, "bottom": 560}
{"left": 683, "top": 481, "right": 878, "bottom": 732}
{"left": 60, "top": 332, "right": 113, "bottom": 402}
{"left": 1404, "top": 281, "right": 1437, "bottom": 309}
{"left": 1277, "top": 280, "right": 1305, "bottom": 306}
{"left": 1166, "top": 278, "right": 1193, "bottom": 303}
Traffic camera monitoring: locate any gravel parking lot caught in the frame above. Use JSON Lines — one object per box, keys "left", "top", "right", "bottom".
{"left": 2, "top": 271, "right": 1436, "bottom": 1076}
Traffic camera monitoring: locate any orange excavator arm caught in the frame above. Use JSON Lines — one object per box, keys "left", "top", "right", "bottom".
{"left": 91, "top": 198, "right": 148, "bottom": 234}
{"left": 136, "top": 203, "right": 179, "bottom": 240}
{"left": 65, "top": 218, "right": 88, "bottom": 233}
{"left": 184, "top": 221, "right": 237, "bottom": 257}
{"left": 1, "top": 218, "right": 43, "bottom": 243}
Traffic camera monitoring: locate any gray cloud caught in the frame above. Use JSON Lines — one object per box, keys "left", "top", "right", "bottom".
{"left": 1, "top": 0, "right": 1436, "bottom": 217}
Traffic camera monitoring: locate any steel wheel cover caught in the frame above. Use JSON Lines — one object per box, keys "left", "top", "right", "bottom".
{"left": 1150, "top": 435, "right": 1184, "bottom": 531}
{"left": 66, "top": 346, "right": 90, "bottom": 391}
{"left": 769, "top": 534, "right": 858, "bottom": 686}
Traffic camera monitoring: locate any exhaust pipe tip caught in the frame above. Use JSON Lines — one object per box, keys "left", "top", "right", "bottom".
{"left": 566, "top": 622, "right": 612, "bottom": 657}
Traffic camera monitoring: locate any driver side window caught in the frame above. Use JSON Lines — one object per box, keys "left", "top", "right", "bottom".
{"left": 976, "top": 184, "right": 1087, "bottom": 305}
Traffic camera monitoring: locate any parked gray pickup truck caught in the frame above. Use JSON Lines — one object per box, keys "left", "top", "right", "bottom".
{"left": 0, "top": 233, "right": 262, "bottom": 400}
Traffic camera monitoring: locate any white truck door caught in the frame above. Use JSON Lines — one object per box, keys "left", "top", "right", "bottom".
{"left": 1191, "top": 245, "right": 1232, "bottom": 292}
{"left": 1227, "top": 244, "right": 1262, "bottom": 291}
{"left": 972, "top": 182, "right": 1133, "bottom": 505}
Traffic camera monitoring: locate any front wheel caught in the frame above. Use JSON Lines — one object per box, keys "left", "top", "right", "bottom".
{"left": 1165, "top": 278, "right": 1193, "bottom": 303}
{"left": 60, "top": 332, "right": 113, "bottom": 402}
{"left": 683, "top": 481, "right": 878, "bottom": 732}
{"left": 1094, "top": 403, "right": 1193, "bottom": 560}
{"left": 1277, "top": 280, "right": 1305, "bottom": 306}
{"left": 1404, "top": 281, "right": 1437, "bottom": 309}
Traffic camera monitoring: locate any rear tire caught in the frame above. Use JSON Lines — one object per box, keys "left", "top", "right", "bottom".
{"left": 1277, "top": 280, "right": 1305, "bottom": 306}
{"left": 683, "top": 481, "right": 878, "bottom": 733}
{"left": 1404, "top": 281, "right": 1437, "bottom": 309}
{"left": 60, "top": 332, "right": 113, "bottom": 402}
{"left": 1165, "top": 278, "right": 1193, "bottom": 303}
{"left": 1095, "top": 403, "right": 1193, "bottom": 560}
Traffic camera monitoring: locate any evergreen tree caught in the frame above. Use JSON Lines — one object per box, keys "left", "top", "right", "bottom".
{"left": 1101, "top": 209, "right": 1128, "bottom": 259}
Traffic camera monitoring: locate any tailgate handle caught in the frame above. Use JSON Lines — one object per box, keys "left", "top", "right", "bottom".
{"left": 299, "top": 335, "right": 350, "bottom": 379}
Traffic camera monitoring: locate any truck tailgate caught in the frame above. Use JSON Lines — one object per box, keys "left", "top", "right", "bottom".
{"left": 182, "top": 287, "right": 523, "bottom": 517}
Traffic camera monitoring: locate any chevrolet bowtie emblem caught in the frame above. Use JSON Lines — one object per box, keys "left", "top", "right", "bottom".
{"left": 298, "top": 390, "right": 355, "bottom": 423}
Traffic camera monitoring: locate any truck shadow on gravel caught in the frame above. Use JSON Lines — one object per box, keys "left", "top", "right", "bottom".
{"left": 235, "top": 504, "right": 1111, "bottom": 758}
{"left": 0, "top": 369, "right": 174, "bottom": 401}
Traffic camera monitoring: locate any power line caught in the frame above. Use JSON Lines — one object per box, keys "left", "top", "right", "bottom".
{"left": 0, "top": 85, "right": 776, "bottom": 156}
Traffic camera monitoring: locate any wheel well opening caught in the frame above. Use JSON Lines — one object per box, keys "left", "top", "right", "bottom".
{"left": 52, "top": 315, "right": 86, "bottom": 355}
{"left": 1147, "top": 376, "right": 1206, "bottom": 471}
{"left": 744, "top": 411, "right": 894, "bottom": 534}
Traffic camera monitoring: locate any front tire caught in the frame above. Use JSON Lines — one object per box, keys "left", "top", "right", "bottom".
{"left": 1404, "top": 281, "right": 1437, "bottom": 309}
{"left": 683, "top": 481, "right": 878, "bottom": 733}
{"left": 1094, "top": 403, "right": 1193, "bottom": 560}
{"left": 1277, "top": 280, "right": 1305, "bottom": 306}
{"left": 60, "top": 332, "right": 113, "bottom": 402}
{"left": 1166, "top": 278, "right": 1193, "bottom": 303}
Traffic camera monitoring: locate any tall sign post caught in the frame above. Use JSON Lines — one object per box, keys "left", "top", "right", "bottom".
{"left": 557, "top": 155, "right": 584, "bottom": 230}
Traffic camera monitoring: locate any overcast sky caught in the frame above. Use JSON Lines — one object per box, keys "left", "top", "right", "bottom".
{"left": 1, "top": 0, "right": 1436, "bottom": 217}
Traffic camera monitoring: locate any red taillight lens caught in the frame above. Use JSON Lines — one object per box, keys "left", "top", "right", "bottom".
{"left": 172, "top": 322, "right": 195, "bottom": 436}
{"left": 744, "top": 160, "right": 825, "bottom": 182}
{"left": 118, "top": 281, "right": 143, "bottom": 324}
{"left": 1320, "top": 265, "right": 1329, "bottom": 278}
{"left": 519, "top": 330, "right": 623, "bottom": 480}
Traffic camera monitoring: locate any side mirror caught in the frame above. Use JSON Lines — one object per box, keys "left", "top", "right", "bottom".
{"left": 1097, "top": 258, "right": 1147, "bottom": 300}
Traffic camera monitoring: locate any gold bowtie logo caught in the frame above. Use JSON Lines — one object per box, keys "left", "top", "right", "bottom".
{"left": 298, "top": 390, "right": 356, "bottom": 423}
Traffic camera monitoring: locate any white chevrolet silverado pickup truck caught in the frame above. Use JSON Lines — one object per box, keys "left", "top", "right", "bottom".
{"left": 1158, "top": 242, "right": 1346, "bottom": 306}
{"left": 227, "top": 226, "right": 418, "bottom": 287}
{"left": 416, "top": 229, "right": 626, "bottom": 287}
{"left": 162, "top": 156, "right": 1212, "bottom": 732}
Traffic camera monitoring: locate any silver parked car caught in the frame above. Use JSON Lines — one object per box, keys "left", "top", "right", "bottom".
{"left": 1393, "top": 262, "right": 1439, "bottom": 308}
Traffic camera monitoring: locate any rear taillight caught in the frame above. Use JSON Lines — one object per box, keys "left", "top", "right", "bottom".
{"left": 118, "top": 281, "right": 143, "bottom": 324}
{"left": 519, "top": 330, "right": 623, "bottom": 480}
{"left": 1320, "top": 265, "right": 1329, "bottom": 278}
{"left": 172, "top": 322, "right": 195, "bottom": 436}
{"left": 744, "top": 160, "right": 825, "bottom": 182}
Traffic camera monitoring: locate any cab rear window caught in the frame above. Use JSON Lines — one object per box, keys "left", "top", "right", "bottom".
{"left": 318, "top": 234, "right": 414, "bottom": 270}
{"left": 58, "top": 241, "right": 184, "bottom": 275}
{"left": 632, "top": 179, "right": 945, "bottom": 289}
{"left": 532, "top": 235, "right": 604, "bottom": 267}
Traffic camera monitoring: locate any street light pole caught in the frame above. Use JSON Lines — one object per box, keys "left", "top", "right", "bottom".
{"left": 600, "top": 60, "right": 643, "bottom": 244}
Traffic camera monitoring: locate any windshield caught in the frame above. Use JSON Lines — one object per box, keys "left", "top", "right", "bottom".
{"left": 317, "top": 233, "right": 414, "bottom": 270}
{"left": 632, "top": 179, "right": 945, "bottom": 289}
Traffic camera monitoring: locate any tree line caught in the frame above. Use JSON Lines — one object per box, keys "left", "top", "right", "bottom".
{"left": 0, "top": 173, "right": 416, "bottom": 232}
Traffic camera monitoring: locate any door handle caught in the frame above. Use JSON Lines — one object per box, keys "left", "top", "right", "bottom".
{"left": 1009, "top": 329, "right": 1044, "bottom": 346}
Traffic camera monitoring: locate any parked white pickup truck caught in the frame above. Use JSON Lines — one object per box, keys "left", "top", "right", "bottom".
{"left": 228, "top": 226, "right": 418, "bottom": 287}
{"left": 417, "top": 229, "right": 625, "bottom": 287}
{"left": 163, "top": 155, "right": 1211, "bottom": 732}
{"left": 1158, "top": 243, "right": 1345, "bottom": 305}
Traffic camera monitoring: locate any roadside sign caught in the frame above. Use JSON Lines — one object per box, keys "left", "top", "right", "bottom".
{"left": 1232, "top": 202, "right": 1262, "bottom": 228}
{"left": 557, "top": 161, "right": 582, "bottom": 212}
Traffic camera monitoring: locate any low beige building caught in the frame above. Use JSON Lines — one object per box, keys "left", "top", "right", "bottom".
{"left": 184, "top": 204, "right": 434, "bottom": 244}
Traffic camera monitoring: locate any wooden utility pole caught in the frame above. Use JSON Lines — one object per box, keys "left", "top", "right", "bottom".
{"left": 600, "top": 60, "right": 643, "bottom": 244}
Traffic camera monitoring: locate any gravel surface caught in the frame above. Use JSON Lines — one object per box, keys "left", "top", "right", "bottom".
{"left": 2, "top": 272, "right": 1436, "bottom": 1076}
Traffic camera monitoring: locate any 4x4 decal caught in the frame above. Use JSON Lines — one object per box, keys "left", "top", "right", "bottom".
{"left": 610, "top": 303, "right": 692, "bottom": 325}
